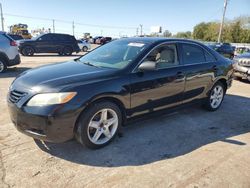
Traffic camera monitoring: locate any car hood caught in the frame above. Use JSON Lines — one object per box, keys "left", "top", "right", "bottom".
{"left": 11, "top": 60, "right": 117, "bottom": 92}
{"left": 235, "top": 52, "right": 250, "bottom": 59}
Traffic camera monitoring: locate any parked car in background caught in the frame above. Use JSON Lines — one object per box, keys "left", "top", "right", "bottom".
{"left": 8, "top": 34, "right": 25, "bottom": 46}
{"left": 8, "top": 34, "right": 24, "bottom": 41}
{"left": 92, "top": 36, "right": 103, "bottom": 44}
{"left": 8, "top": 38, "right": 234, "bottom": 149}
{"left": 233, "top": 52, "right": 250, "bottom": 82}
{"left": 234, "top": 47, "right": 250, "bottom": 57}
{"left": 207, "top": 43, "right": 234, "bottom": 59}
{"left": 77, "top": 40, "right": 91, "bottom": 52}
{"left": 0, "top": 32, "right": 21, "bottom": 73}
{"left": 18, "top": 33, "right": 80, "bottom": 56}
{"left": 99, "top": 37, "right": 112, "bottom": 45}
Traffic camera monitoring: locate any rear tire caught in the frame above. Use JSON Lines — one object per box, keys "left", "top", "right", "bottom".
{"left": 0, "top": 59, "right": 7, "bottom": 73}
{"left": 21, "top": 46, "right": 34, "bottom": 56}
{"left": 75, "top": 101, "right": 122, "bottom": 149}
{"left": 204, "top": 81, "right": 225, "bottom": 111}
{"left": 63, "top": 46, "right": 73, "bottom": 56}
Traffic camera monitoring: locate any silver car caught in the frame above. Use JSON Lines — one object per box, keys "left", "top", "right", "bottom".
{"left": 77, "top": 40, "right": 91, "bottom": 52}
{"left": 233, "top": 52, "right": 250, "bottom": 82}
{"left": 0, "top": 32, "right": 21, "bottom": 73}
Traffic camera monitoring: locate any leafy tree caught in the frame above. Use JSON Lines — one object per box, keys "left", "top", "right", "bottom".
{"left": 163, "top": 30, "right": 172, "bottom": 37}
{"left": 192, "top": 16, "right": 250, "bottom": 43}
{"left": 174, "top": 31, "right": 192, "bottom": 39}
{"left": 193, "top": 22, "right": 208, "bottom": 40}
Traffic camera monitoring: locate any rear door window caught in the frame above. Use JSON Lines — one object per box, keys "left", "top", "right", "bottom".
{"left": 51, "top": 35, "right": 60, "bottom": 41}
{"left": 181, "top": 44, "right": 206, "bottom": 64}
{"left": 39, "top": 34, "right": 52, "bottom": 41}
{"left": 204, "top": 50, "right": 216, "bottom": 62}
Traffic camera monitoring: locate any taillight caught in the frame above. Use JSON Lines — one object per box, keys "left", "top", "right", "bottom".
{"left": 10, "top": 41, "right": 17, "bottom": 46}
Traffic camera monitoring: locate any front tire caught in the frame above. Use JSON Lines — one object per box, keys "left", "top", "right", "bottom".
{"left": 75, "top": 101, "right": 122, "bottom": 149}
{"left": 82, "top": 46, "right": 88, "bottom": 52}
{"left": 58, "top": 51, "right": 64, "bottom": 56}
{"left": 204, "top": 82, "right": 225, "bottom": 111}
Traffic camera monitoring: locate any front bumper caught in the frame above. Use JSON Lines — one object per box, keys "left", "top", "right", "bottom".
{"left": 233, "top": 63, "right": 250, "bottom": 80}
{"left": 8, "top": 101, "right": 77, "bottom": 143}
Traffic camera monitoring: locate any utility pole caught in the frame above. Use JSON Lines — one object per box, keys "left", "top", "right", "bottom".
{"left": 218, "top": 0, "right": 228, "bottom": 43}
{"left": 139, "top": 24, "right": 143, "bottom": 36}
{"left": 0, "top": 3, "right": 4, "bottom": 31}
{"left": 72, "top": 21, "right": 75, "bottom": 36}
{"left": 52, "top": 19, "right": 55, "bottom": 33}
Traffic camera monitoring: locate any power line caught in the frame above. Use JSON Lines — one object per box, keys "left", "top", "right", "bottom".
{"left": 3, "top": 13, "right": 137, "bottom": 30}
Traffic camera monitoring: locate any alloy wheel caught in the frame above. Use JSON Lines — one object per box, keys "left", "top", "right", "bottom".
{"left": 87, "top": 108, "right": 118, "bottom": 145}
{"left": 210, "top": 85, "right": 224, "bottom": 109}
{"left": 0, "top": 61, "right": 4, "bottom": 72}
{"left": 24, "top": 47, "right": 34, "bottom": 56}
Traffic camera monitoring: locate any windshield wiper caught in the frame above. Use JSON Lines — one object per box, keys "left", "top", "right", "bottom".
{"left": 83, "top": 62, "right": 99, "bottom": 67}
{"left": 74, "top": 59, "right": 102, "bottom": 68}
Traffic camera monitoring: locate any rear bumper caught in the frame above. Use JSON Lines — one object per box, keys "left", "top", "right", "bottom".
{"left": 8, "top": 101, "right": 76, "bottom": 143}
{"left": 7, "top": 54, "right": 21, "bottom": 67}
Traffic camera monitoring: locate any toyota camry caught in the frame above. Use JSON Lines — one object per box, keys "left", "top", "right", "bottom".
{"left": 8, "top": 38, "right": 234, "bottom": 149}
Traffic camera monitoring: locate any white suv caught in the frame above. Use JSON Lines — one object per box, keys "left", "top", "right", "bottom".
{"left": 0, "top": 32, "right": 21, "bottom": 73}
{"left": 77, "top": 40, "right": 91, "bottom": 52}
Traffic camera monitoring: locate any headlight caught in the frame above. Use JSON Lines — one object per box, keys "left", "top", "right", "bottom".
{"left": 26, "top": 92, "right": 77, "bottom": 107}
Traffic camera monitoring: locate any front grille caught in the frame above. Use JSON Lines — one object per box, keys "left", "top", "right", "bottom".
{"left": 9, "top": 90, "right": 26, "bottom": 103}
{"left": 239, "top": 59, "right": 250, "bottom": 67}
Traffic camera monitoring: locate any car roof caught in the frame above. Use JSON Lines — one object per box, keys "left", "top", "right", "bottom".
{"left": 118, "top": 37, "right": 205, "bottom": 46}
{"left": 118, "top": 37, "right": 224, "bottom": 61}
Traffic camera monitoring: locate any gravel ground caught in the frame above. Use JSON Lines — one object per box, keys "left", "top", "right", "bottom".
{"left": 0, "top": 53, "right": 250, "bottom": 188}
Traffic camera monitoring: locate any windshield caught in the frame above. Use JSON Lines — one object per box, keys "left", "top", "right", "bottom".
{"left": 78, "top": 39, "right": 150, "bottom": 69}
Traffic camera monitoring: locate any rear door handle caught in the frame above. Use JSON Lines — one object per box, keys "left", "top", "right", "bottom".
{"left": 176, "top": 71, "right": 185, "bottom": 79}
{"left": 212, "top": 65, "right": 218, "bottom": 71}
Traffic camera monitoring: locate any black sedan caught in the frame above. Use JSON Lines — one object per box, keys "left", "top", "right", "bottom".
{"left": 8, "top": 38, "right": 234, "bottom": 149}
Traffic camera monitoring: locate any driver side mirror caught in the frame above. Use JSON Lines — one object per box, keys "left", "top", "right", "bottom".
{"left": 138, "top": 61, "right": 156, "bottom": 71}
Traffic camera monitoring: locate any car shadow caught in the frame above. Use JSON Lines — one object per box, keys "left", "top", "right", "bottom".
{"left": 35, "top": 94, "right": 250, "bottom": 167}
{"left": 0, "top": 67, "right": 31, "bottom": 78}
{"left": 237, "top": 79, "right": 250, "bottom": 84}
